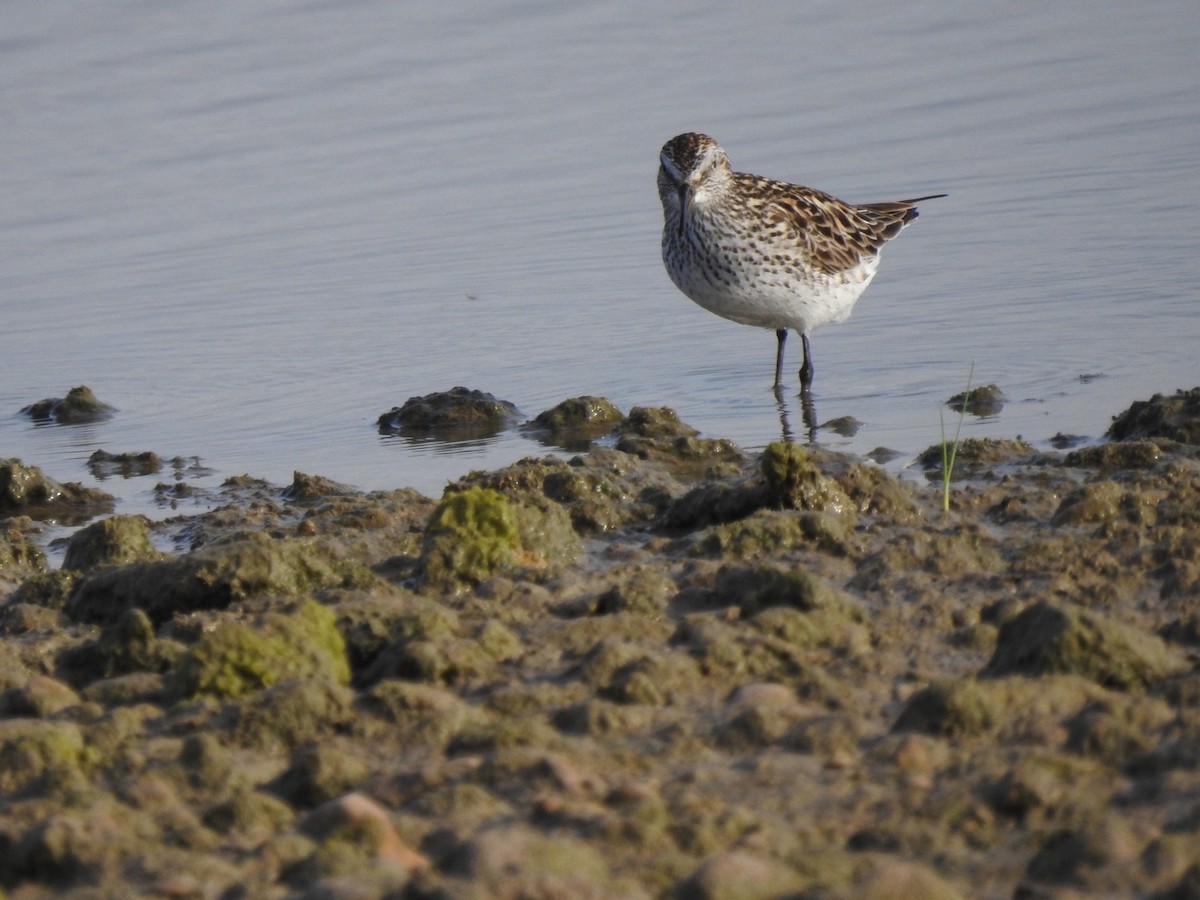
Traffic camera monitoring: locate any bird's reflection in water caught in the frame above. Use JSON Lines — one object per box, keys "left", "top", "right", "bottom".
{"left": 773, "top": 387, "right": 818, "bottom": 444}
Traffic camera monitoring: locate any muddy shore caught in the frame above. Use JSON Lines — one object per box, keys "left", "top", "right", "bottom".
{"left": 3, "top": 387, "right": 1200, "bottom": 899}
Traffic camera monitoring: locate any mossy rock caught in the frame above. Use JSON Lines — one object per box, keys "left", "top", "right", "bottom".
{"left": 67, "top": 532, "right": 369, "bottom": 624}
{"left": 85, "top": 449, "right": 163, "bottom": 479}
{"left": 362, "top": 618, "right": 523, "bottom": 686}
{"left": 893, "top": 678, "right": 1007, "bottom": 737}
{"left": 948, "top": 383, "right": 1006, "bottom": 417}
{"left": 377, "top": 386, "right": 520, "bottom": 439}
{"left": 0, "top": 458, "right": 114, "bottom": 520}
{"left": 917, "top": 437, "right": 1038, "bottom": 478}
{"left": 226, "top": 677, "right": 357, "bottom": 751}
{"left": 594, "top": 567, "right": 677, "bottom": 616}
{"left": 1063, "top": 441, "right": 1163, "bottom": 470}
{"left": 360, "top": 680, "right": 480, "bottom": 747}
{"left": 444, "top": 824, "right": 619, "bottom": 894}
{"left": 713, "top": 563, "right": 862, "bottom": 620}
{"left": 418, "top": 486, "right": 579, "bottom": 590}
{"left": 690, "top": 509, "right": 855, "bottom": 558}
{"left": 0, "top": 719, "right": 87, "bottom": 795}
{"left": 8, "top": 570, "right": 78, "bottom": 610}
{"left": 895, "top": 675, "right": 1104, "bottom": 739}
{"left": 660, "top": 480, "right": 768, "bottom": 532}
{"left": 0, "top": 529, "right": 48, "bottom": 585}
{"left": 1051, "top": 481, "right": 1126, "bottom": 526}
{"left": 675, "top": 851, "right": 810, "bottom": 900}
{"left": 170, "top": 598, "right": 350, "bottom": 700}
{"left": 58, "top": 607, "right": 184, "bottom": 686}
{"left": 616, "top": 406, "right": 699, "bottom": 442}
{"left": 1023, "top": 812, "right": 1142, "bottom": 886}
{"left": 614, "top": 407, "right": 743, "bottom": 478}
{"left": 983, "top": 601, "right": 1187, "bottom": 690}
{"left": 1107, "top": 387, "right": 1200, "bottom": 444}
{"left": 61, "top": 515, "right": 163, "bottom": 572}
{"left": 833, "top": 462, "right": 922, "bottom": 523}
{"left": 760, "top": 443, "right": 854, "bottom": 514}
{"left": 272, "top": 739, "right": 371, "bottom": 806}
{"left": 523, "top": 395, "right": 624, "bottom": 449}
{"left": 20, "top": 385, "right": 115, "bottom": 424}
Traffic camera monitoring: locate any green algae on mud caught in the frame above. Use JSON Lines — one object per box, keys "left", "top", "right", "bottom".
{"left": 2, "top": 389, "right": 1200, "bottom": 897}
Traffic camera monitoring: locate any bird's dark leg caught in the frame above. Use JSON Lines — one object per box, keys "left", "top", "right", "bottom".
{"left": 798, "top": 333, "right": 814, "bottom": 391}
{"left": 773, "top": 329, "right": 787, "bottom": 389}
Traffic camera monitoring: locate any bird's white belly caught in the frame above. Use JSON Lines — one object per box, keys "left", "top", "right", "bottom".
{"left": 667, "top": 243, "right": 879, "bottom": 335}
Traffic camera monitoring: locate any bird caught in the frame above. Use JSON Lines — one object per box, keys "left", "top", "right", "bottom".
{"left": 657, "top": 132, "right": 944, "bottom": 391}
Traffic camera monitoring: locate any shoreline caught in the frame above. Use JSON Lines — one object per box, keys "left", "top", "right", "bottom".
{"left": 2, "top": 387, "right": 1200, "bottom": 898}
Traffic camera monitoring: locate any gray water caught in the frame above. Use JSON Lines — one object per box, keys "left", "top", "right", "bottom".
{"left": 3, "top": 0, "right": 1198, "bottom": 542}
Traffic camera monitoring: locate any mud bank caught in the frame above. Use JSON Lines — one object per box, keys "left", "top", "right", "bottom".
{"left": 3, "top": 388, "right": 1200, "bottom": 899}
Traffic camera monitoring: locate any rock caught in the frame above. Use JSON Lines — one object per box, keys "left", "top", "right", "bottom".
{"left": 283, "top": 471, "right": 358, "bottom": 501}
{"left": 418, "top": 486, "right": 579, "bottom": 590}
{"left": 1023, "top": 813, "right": 1142, "bottom": 886}
{"left": 983, "top": 601, "right": 1187, "bottom": 690}
{"left": 301, "top": 792, "right": 430, "bottom": 871}
{"left": 169, "top": 598, "right": 350, "bottom": 700}
{"left": 594, "top": 566, "right": 676, "bottom": 615}
{"left": 20, "top": 385, "right": 115, "bottom": 424}
{"left": 86, "top": 450, "right": 162, "bottom": 479}
{"left": 615, "top": 407, "right": 743, "bottom": 478}
{"left": 848, "top": 858, "right": 964, "bottom": 900}
{"left": 0, "top": 458, "right": 113, "bottom": 521}
{"left": 674, "top": 851, "right": 808, "bottom": 899}
{"left": 893, "top": 678, "right": 1005, "bottom": 737}
{"left": 445, "top": 824, "right": 619, "bottom": 896}
{"left": 948, "top": 383, "right": 1006, "bottom": 417}
{"left": 57, "top": 607, "right": 183, "bottom": 686}
{"left": 377, "top": 386, "right": 520, "bottom": 440}
{"left": 61, "top": 515, "right": 163, "bottom": 572}
{"left": 0, "top": 674, "right": 80, "bottom": 717}
{"left": 522, "top": 395, "right": 624, "bottom": 449}
{"left": 0, "top": 719, "right": 86, "bottom": 795}
{"left": 1107, "top": 387, "right": 1200, "bottom": 443}
{"left": 0, "top": 527, "right": 47, "bottom": 592}
{"left": 227, "top": 677, "right": 356, "bottom": 750}
{"left": 66, "top": 532, "right": 368, "bottom": 624}
{"left": 760, "top": 442, "right": 854, "bottom": 513}
{"left": 274, "top": 740, "right": 372, "bottom": 806}
{"left": 917, "top": 437, "right": 1037, "bottom": 476}
{"left": 713, "top": 563, "right": 862, "bottom": 620}
{"left": 1063, "top": 441, "right": 1162, "bottom": 470}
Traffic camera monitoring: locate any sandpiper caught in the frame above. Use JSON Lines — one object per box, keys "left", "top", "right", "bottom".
{"left": 658, "top": 132, "right": 944, "bottom": 391}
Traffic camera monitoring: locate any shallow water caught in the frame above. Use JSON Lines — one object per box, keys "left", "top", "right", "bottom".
{"left": 3, "top": 0, "right": 1198, "bottom": 540}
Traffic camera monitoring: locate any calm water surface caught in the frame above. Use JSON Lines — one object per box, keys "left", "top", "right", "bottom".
{"left": 2, "top": 1, "right": 1197, "bottom": 545}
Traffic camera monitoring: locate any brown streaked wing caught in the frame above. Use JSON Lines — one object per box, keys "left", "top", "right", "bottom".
{"left": 752, "top": 178, "right": 914, "bottom": 276}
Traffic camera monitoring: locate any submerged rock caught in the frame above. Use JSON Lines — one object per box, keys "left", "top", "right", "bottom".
{"left": 20, "top": 385, "right": 115, "bottom": 424}
{"left": 948, "top": 382, "right": 1006, "bottom": 417}
{"left": 522, "top": 395, "right": 625, "bottom": 450}
{"left": 86, "top": 450, "right": 162, "bottom": 479}
{"left": 377, "top": 386, "right": 520, "bottom": 440}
